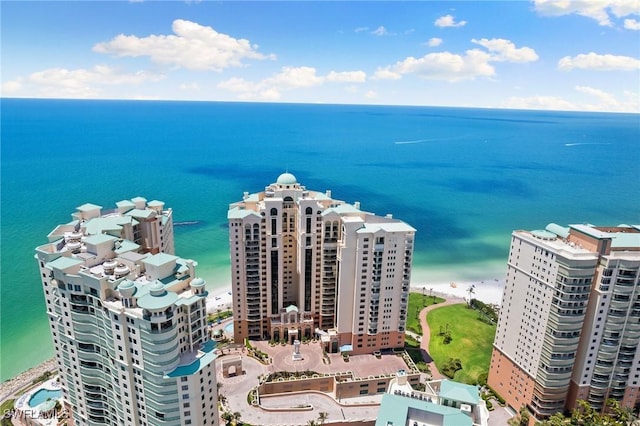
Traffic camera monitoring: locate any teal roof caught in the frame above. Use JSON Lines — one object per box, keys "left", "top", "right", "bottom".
{"left": 191, "top": 278, "right": 206, "bottom": 288}
{"left": 137, "top": 285, "right": 178, "bottom": 310}
{"left": 116, "top": 200, "right": 135, "bottom": 208}
{"left": 165, "top": 340, "right": 217, "bottom": 378}
{"left": 84, "top": 233, "right": 117, "bottom": 245}
{"left": 147, "top": 200, "right": 164, "bottom": 207}
{"left": 439, "top": 380, "right": 480, "bottom": 405}
{"left": 227, "top": 207, "right": 261, "bottom": 220}
{"left": 375, "top": 393, "right": 472, "bottom": 426}
{"left": 118, "top": 280, "right": 136, "bottom": 290}
{"left": 48, "top": 256, "right": 84, "bottom": 270}
{"left": 76, "top": 203, "right": 102, "bottom": 212}
{"left": 143, "top": 252, "right": 178, "bottom": 267}
{"left": 276, "top": 172, "right": 297, "bottom": 184}
{"left": 545, "top": 223, "right": 569, "bottom": 238}
{"left": 114, "top": 240, "right": 139, "bottom": 254}
{"left": 321, "top": 204, "right": 360, "bottom": 216}
{"left": 84, "top": 216, "right": 137, "bottom": 235}
{"left": 126, "top": 209, "right": 154, "bottom": 219}
{"left": 285, "top": 305, "right": 299, "bottom": 313}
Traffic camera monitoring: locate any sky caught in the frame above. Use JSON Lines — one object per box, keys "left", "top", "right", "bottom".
{"left": 1, "top": 1, "right": 639, "bottom": 112}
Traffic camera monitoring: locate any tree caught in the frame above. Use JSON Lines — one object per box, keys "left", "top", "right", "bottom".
{"left": 318, "top": 411, "right": 328, "bottom": 425}
{"left": 507, "top": 405, "right": 530, "bottom": 426}
{"left": 221, "top": 411, "right": 233, "bottom": 425}
{"left": 233, "top": 411, "right": 242, "bottom": 425}
{"left": 466, "top": 285, "right": 475, "bottom": 307}
{"left": 537, "top": 399, "right": 637, "bottom": 425}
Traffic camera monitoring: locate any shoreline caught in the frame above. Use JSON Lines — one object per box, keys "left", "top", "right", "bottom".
{"left": 0, "top": 358, "right": 58, "bottom": 404}
{"left": 205, "top": 276, "right": 506, "bottom": 314}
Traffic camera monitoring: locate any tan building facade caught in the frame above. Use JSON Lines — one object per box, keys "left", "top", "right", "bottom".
{"left": 228, "top": 173, "right": 415, "bottom": 355}
{"left": 489, "top": 224, "right": 640, "bottom": 420}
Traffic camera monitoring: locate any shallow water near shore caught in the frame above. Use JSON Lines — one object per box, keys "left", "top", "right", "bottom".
{"left": 2, "top": 99, "right": 638, "bottom": 381}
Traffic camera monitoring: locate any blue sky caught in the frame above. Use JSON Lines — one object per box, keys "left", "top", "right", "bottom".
{"left": 2, "top": 1, "right": 639, "bottom": 112}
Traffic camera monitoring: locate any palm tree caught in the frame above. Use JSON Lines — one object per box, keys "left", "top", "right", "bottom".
{"left": 318, "top": 411, "right": 328, "bottom": 425}
{"left": 232, "top": 411, "right": 242, "bottom": 425}
{"left": 466, "top": 285, "right": 475, "bottom": 307}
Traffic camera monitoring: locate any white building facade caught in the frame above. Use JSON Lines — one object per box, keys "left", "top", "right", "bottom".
{"left": 35, "top": 198, "right": 217, "bottom": 426}
{"left": 228, "top": 173, "right": 415, "bottom": 354}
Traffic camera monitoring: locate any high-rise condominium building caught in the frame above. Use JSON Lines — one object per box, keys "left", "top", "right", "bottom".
{"left": 35, "top": 198, "right": 218, "bottom": 426}
{"left": 227, "top": 173, "right": 415, "bottom": 355}
{"left": 489, "top": 223, "right": 640, "bottom": 420}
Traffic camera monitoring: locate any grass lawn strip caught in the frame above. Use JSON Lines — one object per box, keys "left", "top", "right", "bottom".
{"left": 426, "top": 303, "right": 496, "bottom": 385}
{"left": 406, "top": 292, "right": 445, "bottom": 335}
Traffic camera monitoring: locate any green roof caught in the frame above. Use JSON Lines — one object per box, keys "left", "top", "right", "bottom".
{"left": 285, "top": 305, "right": 299, "bottom": 313}
{"left": 375, "top": 393, "right": 472, "bottom": 426}
{"left": 439, "top": 380, "right": 480, "bottom": 405}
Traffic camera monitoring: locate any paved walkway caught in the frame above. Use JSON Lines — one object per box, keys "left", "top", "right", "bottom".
{"left": 418, "top": 297, "right": 466, "bottom": 379}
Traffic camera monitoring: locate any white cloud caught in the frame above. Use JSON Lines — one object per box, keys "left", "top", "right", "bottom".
{"left": 2, "top": 65, "right": 164, "bottom": 98}
{"left": 503, "top": 95, "right": 577, "bottom": 111}
{"left": 533, "top": 0, "right": 640, "bottom": 27}
{"left": 179, "top": 82, "right": 199, "bottom": 90}
{"left": 218, "top": 66, "right": 367, "bottom": 100}
{"left": 372, "top": 67, "right": 402, "bottom": 80}
{"left": 503, "top": 86, "right": 638, "bottom": 112}
{"left": 365, "top": 90, "right": 377, "bottom": 99}
{"left": 326, "top": 70, "right": 367, "bottom": 83}
{"left": 624, "top": 18, "right": 640, "bottom": 29}
{"left": 93, "top": 19, "right": 274, "bottom": 71}
{"left": 575, "top": 85, "right": 618, "bottom": 106}
{"left": 558, "top": 52, "right": 640, "bottom": 71}
{"left": 426, "top": 38, "right": 443, "bottom": 47}
{"left": 471, "top": 38, "right": 539, "bottom": 62}
{"left": 354, "top": 27, "right": 369, "bottom": 33}
{"left": 375, "top": 50, "right": 495, "bottom": 82}
{"left": 1, "top": 78, "right": 23, "bottom": 95}
{"left": 372, "top": 26, "right": 389, "bottom": 36}
{"left": 434, "top": 14, "right": 467, "bottom": 28}
{"left": 375, "top": 38, "right": 536, "bottom": 82}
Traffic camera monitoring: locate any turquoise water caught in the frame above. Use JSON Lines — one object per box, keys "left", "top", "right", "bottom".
{"left": 225, "top": 323, "right": 235, "bottom": 334}
{"left": 1, "top": 99, "right": 638, "bottom": 381}
{"left": 28, "top": 388, "right": 62, "bottom": 407}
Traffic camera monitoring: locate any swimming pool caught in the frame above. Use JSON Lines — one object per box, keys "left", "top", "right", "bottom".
{"left": 224, "top": 322, "right": 234, "bottom": 334}
{"left": 28, "top": 388, "right": 62, "bottom": 407}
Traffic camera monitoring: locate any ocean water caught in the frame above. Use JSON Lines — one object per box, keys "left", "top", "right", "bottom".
{"left": 1, "top": 98, "right": 638, "bottom": 381}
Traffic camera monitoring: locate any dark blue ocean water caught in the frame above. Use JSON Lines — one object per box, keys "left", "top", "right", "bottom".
{"left": 1, "top": 98, "right": 638, "bottom": 380}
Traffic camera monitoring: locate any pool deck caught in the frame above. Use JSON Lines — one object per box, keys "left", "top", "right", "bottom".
{"left": 13, "top": 377, "right": 63, "bottom": 425}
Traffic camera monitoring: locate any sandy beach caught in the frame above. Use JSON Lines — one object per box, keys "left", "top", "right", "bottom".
{"left": 205, "top": 277, "right": 505, "bottom": 314}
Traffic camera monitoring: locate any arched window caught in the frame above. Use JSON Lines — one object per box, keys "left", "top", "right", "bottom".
{"left": 305, "top": 207, "right": 313, "bottom": 215}
{"left": 270, "top": 208, "right": 278, "bottom": 216}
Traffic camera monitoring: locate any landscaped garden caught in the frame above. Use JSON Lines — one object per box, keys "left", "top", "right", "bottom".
{"left": 406, "top": 291, "right": 444, "bottom": 334}
{"left": 426, "top": 303, "right": 496, "bottom": 385}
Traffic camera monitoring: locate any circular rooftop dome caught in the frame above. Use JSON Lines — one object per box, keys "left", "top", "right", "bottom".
{"left": 148, "top": 281, "right": 166, "bottom": 296}
{"left": 276, "top": 172, "right": 297, "bottom": 185}
{"left": 191, "top": 277, "right": 206, "bottom": 288}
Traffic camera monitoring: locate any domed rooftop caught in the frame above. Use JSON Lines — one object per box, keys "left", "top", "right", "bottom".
{"left": 276, "top": 172, "right": 297, "bottom": 185}
{"left": 118, "top": 279, "right": 136, "bottom": 290}
{"left": 191, "top": 277, "right": 206, "bottom": 287}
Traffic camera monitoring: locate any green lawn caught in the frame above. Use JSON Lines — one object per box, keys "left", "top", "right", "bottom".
{"left": 427, "top": 303, "right": 496, "bottom": 385}
{"left": 406, "top": 292, "right": 445, "bottom": 335}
